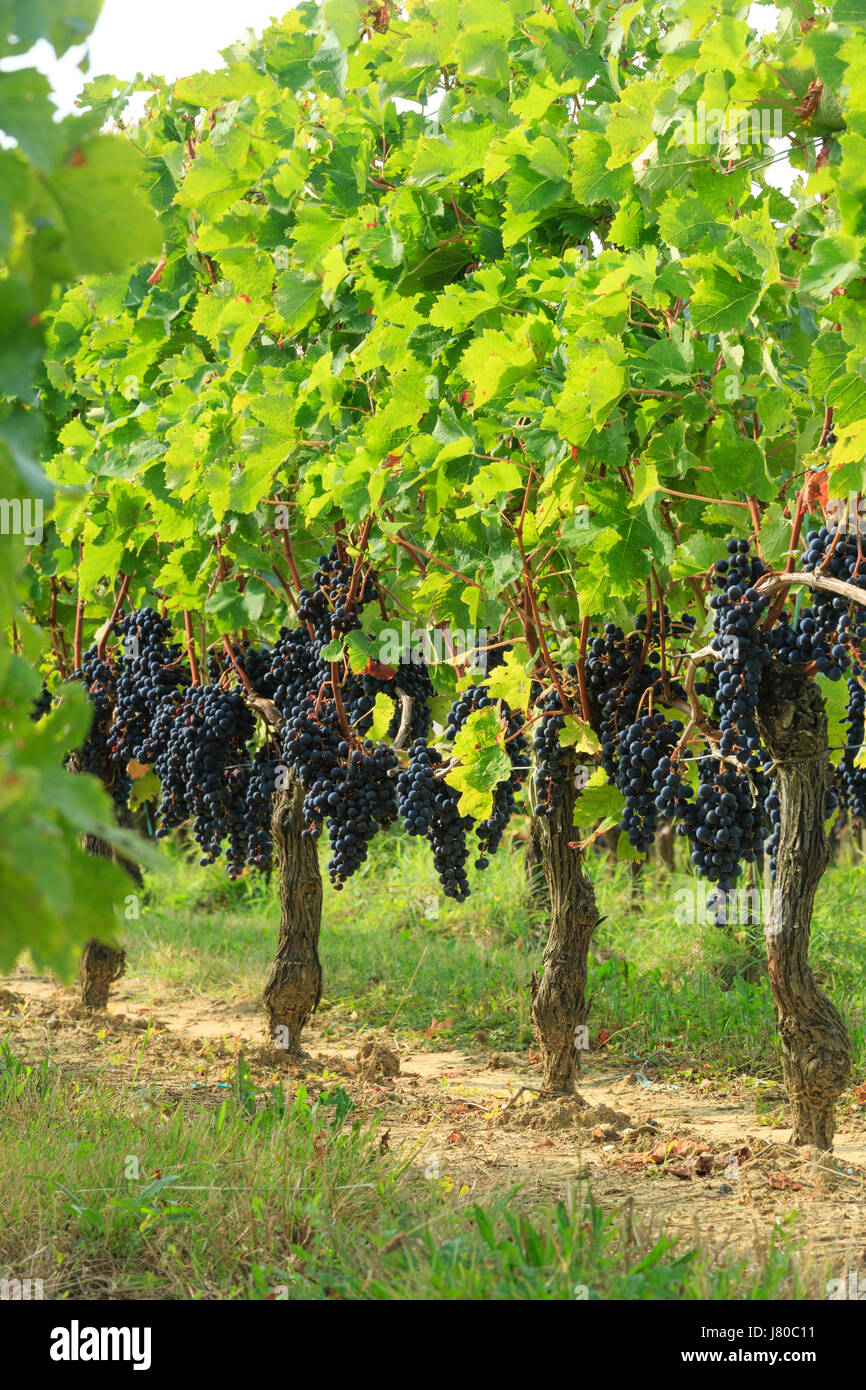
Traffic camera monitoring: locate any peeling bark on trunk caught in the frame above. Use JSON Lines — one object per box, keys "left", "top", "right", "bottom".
{"left": 262, "top": 772, "right": 323, "bottom": 1056}
{"left": 523, "top": 814, "right": 549, "bottom": 909}
{"left": 530, "top": 749, "right": 602, "bottom": 1093}
{"left": 79, "top": 931, "right": 126, "bottom": 1011}
{"left": 78, "top": 826, "right": 127, "bottom": 1008}
{"left": 655, "top": 822, "right": 675, "bottom": 872}
{"left": 756, "top": 663, "right": 851, "bottom": 1149}
{"left": 69, "top": 753, "right": 129, "bottom": 1010}
{"left": 629, "top": 857, "right": 643, "bottom": 904}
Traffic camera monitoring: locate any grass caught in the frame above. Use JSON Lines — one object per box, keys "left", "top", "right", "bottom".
{"left": 0, "top": 1044, "right": 825, "bottom": 1301}
{"left": 5, "top": 826, "right": 864, "bottom": 1299}
{"left": 130, "top": 824, "right": 866, "bottom": 1081}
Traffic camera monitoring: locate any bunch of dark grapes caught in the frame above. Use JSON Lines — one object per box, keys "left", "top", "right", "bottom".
{"left": 243, "top": 748, "right": 284, "bottom": 872}
{"left": 390, "top": 661, "right": 435, "bottom": 742}
{"left": 676, "top": 755, "right": 771, "bottom": 891}
{"left": 30, "top": 682, "right": 53, "bottom": 721}
{"left": 586, "top": 625, "right": 638, "bottom": 779}
{"left": 614, "top": 712, "right": 690, "bottom": 851}
{"left": 150, "top": 696, "right": 193, "bottom": 833}
{"left": 224, "top": 765, "right": 253, "bottom": 880}
{"left": 532, "top": 687, "right": 567, "bottom": 817}
{"left": 281, "top": 701, "right": 398, "bottom": 887}
{"left": 769, "top": 526, "right": 866, "bottom": 679}
{"left": 708, "top": 539, "right": 772, "bottom": 764}
{"left": 153, "top": 684, "right": 255, "bottom": 866}
{"left": 585, "top": 622, "right": 669, "bottom": 783}
{"left": 397, "top": 740, "right": 472, "bottom": 899}
{"left": 207, "top": 642, "right": 275, "bottom": 695}
{"left": 322, "top": 744, "right": 398, "bottom": 888}
{"left": 281, "top": 708, "right": 342, "bottom": 837}
{"left": 69, "top": 646, "right": 130, "bottom": 810}
{"left": 112, "top": 607, "right": 189, "bottom": 764}
{"left": 297, "top": 547, "right": 379, "bottom": 642}
{"left": 268, "top": 626, "right": 324, "bottom": 724}
{"left": 837, "top": 677, "right": 866, "bottom": 822}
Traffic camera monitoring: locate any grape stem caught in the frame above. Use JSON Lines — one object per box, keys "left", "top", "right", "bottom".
{"left": 577, "top": 616, "right": 591, "bottom": 722}
{"left": 184, "top": 611, "right": 201, "bottom": 685}
{"left": 329, "top": 661, "right": 352, "bottom": 740}
{"left": 223, "top": 636, "right": 253, "bottom": 695}
{"left": 97, "top": 572, "right": 131, "bottom": 659}
{"left": 677, "top": 642, "right": 719, "bottom": 758}
{"left": 74, "top": 539, "right": 85, "bottom": 670}
{"left": 756, "top": 569, "right": 866, "bottom": 608}
{"left": 346, "top": 513, "right": 374, "bottom": 606}
{"left": 392, "top": 686, "right": 414, "bottom": 750}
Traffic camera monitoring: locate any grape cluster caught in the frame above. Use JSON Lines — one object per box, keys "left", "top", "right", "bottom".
{"left": 676, "top": 755, "right": 771, "bottom": 891}
{"left": 615, "top": 712, "right": 690, "bottom": 851}
{"left": 297, "top": 548, "right": 379, "bottom": 641}
{"left": 708, "top": 539, "right": 771, "bottom": 764}
{"left": 112, "top": 608, "right": 189, "bottom": 765}
{"left": 268, "top": 625, "right": 324, "bottom": 723}
{"left": 208, "top": 642, "right": 275, "bottom": 695}
{"left": 281, "top": 709, "right": 342, "bottom": 836}
{"left": 323, "top": 745, "right": 398, "bottom": 888}
{"left": 243, "top": 749, "right": 284, "bottom": 873}
{"left": 585, "top": 622, "right": 671, "bottom": 783}
{"left": 397, "top": 740, "right": 472, "bottom": 899}
{"left": 69, "top": 646, "right": 130, "bottom": 810}
{"left": 837, "top": 677, "right": 866, "bottom": 822}
{"left": 30, "top": 682, "right": 52, "bottom": 721}
{"left": 281, "top": 699, "right": 399, "bottom": 888}
{"left": 152, "top": 684, "right": 255, "bottom": 866}
{"left": 770, "top": 526, "right": 866, "bottom": 679}
{"left": 390, "top": 661, "right": 435, "bottom": 743}
{"left": 533, "top": 688, "right": 568, "bottom": 817}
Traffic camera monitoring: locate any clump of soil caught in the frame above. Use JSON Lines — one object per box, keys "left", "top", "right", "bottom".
{"left": 356, "top": 1041, "right": 400, "bottom": 1080}
{"left": 488, "top": 1052, "right": 525, "bottom": 1070}
{"left": 496, "top": 1094, "right": 632, "bottom": 1133}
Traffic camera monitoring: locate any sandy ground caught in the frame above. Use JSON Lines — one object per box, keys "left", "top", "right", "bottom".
{"left": 3, "top": 966, "right": 866, "bottom": 1279}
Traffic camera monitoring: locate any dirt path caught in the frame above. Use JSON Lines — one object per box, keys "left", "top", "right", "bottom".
{"left": 4, "top": 968, "right": 866, "bottom": 1282}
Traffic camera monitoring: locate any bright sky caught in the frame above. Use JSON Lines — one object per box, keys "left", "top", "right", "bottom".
{"left": 8, "top": 1, "right": 293, "bottom": 114}
{"left": 4, "top": 0, "right": 795, "bottom": 193}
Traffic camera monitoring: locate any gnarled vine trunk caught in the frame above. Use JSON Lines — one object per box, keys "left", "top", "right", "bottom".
{"left": 523, "top": 814, "right": 549, "bottom": 909}
{"left": 78, "top": 926, "right": 126, "bottom": 1011}
{"left": 262, "top": 771, "right": 323, "bottom": 1056}
{"left": 530, "top": 749, "right": 602, "bottom": 1093}
{"left": 69, "top": 754, "right": 131, "bottom": 1010}
{"left": 756, "top": 663, "right": 851, "bottom": 1148}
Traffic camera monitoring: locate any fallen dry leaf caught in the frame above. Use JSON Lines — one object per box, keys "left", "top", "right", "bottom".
{"left": 770, "top": 1172, "right": 803, "bottom": 1191}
